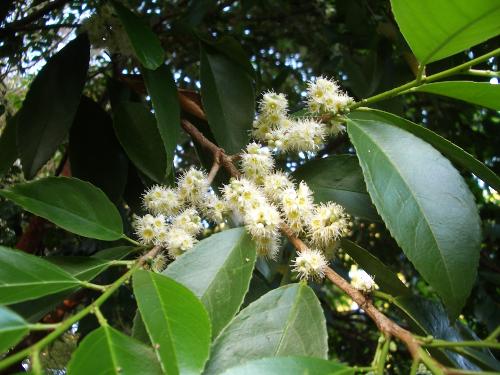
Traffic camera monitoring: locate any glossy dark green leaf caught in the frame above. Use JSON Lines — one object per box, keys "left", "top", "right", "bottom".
{"left": 69, "top": 96, "right": 128, "bottom": 204}
{"left": 204, "top": 283, "right": 328, "bottom": 375}
{"left": 113, "top": 2, "right": 164, "bottom": 70}
{"left": 0, "top": 177, "right": 123, "bottom": 240}
{"left": 143, "top": 64, "right": 181, "bottom": 176}
{"left": 0, "top": 113, "right": 18, "bottom": 177}
{"left": 131, "top": 311, "right": 149, "bottom": 344}
{"left": 0, "top": 246, "right": 80, "bottom": 304}
{"left": 221, "top": 357, "right": 354, "bottom": 375}
{"left": 394, "top": 296, "right": 500, "bottom": 371}
{"left": 413, "top": 81, "right": 500, "bottom": 111}
{"left": 340, "top": 239, "right": 409, "bottom": 297}
{"left": 0, "top": 306, "right": 29, "bottom": 354}
{"left": 200, "top": 44, "right": 255, "bottom": 154}
{"left": 201, "top": 37, "right": 255, "bottom": 78}
{"left": 293, "top": 155, "right": 380, "bottom": 221}
{"left": 353, "top": 108, "right": 500, "bottom": 193}
{"left": 93, "top": 246, "right": 138, "bottom": 260}
{"left": 17, "top": 34, "right": 89, "bottom": 179}
{"left": 67, "top": 325, "right": 162, "bottom": 375}
{"left": 347, "top": 114, "right": 481, "bottom": 319}
{"left": 112, "top": 102, "right": 167, "bottom": 183}
{"left": 163, "top": 227, "right": 256, "bottom": 337}
{"left": 390, "top": 0, "right": 500, "bottom": 63}
{"left": 133, "top": 270, "right": 211, "bottom": 375}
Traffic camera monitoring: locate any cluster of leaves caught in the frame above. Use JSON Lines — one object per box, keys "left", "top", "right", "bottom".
{"left": 0, "top": 0, "right": 499, "bottom": 374}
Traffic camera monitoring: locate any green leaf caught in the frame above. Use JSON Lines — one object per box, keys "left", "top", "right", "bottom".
{"left": 143, "top": 64, "right": 181, "bottom": 176}
{"left": 0, "top": 306, "right": 29, "bottom": 354}
{"left": 354, "top": 108, "right": 500, "bottom": 192}
{"left": 67, "top": 325, "right": 162, "bottom": 375}
{"left": 112, "top": 102, "right": 168, "bottom": 183}
{"left": 0, "top": 113, "right": 18, "bottom": 177}
{"left": 293, "top": 155, "right": 380, "bottom": 221}
{"left": 347, "top": 115, "right": 481, "bottom": 319}
{"left": 221, "top": 357, "right": 354, "bottom": 375}
{"left": 133, "top": 270, "right": 211, "bottom": 375}
{"left": 0, "top": 246, "right": 80, "bottom": 304}
{"left": 200, "top": 44, "right": 255, "bottom": 154}
{"left": 340, "top": 239, "right": 409, "bottom": 297}
{"left": 17, "top": 34, "right": 89, "bottom": 179}
{"left": 204, "top": 283, "right": 328, "bottom": 375}
{"left": 390, "top": 0, "right": 500, "bottom": 63}
{"left": 200, "top": 37, "right": 256, "bottom": 78}
{"left": 0, "top": 177, "right": 123, "bottom": 241}
{"left": 413, "top": 81, "right": 500, "bottom": 111}
{"left": 113, "top": 2, "right": 164, "bottom": 70}
{"left": 93, "top": 246, "right": 137, "bottom": 260}
{"left": 131, "top": 311, "right": 149, "bottom": 344}
{"left": 69, "top": 96, "right": 128, "bottom": 204}
{"left": 163, "top": 227, "right": 256, "bottom": 337}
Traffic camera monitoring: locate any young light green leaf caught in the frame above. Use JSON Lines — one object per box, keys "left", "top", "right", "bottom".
{"left": 200, "top": 44, "right": 255, "bottom": 154}
{"left": 221, "top": 357, "right": 354, "bottom": 375}
{"left": 133, "top": 270, "right": 211, "bottom": 375}
{"left": 69, "top": 96, "right": 128, "bottom": 204}
{"left": 390, "top": 0, "right": 500, "bottom": 63}
{"left": 0, "top": 306, "right": 29, "bottom": 354}
{"left": 163, "top": 227, "right": 256, "bottom": 337}
{"left": 143, "top": 64, "right": 181, "bottom": 176}
{"left": 204, "top": 283, "right": 328, "bottom": 375}
{"left": 293, "top": 154, "right": 380, "bottom": 221}
{"left": 17, "top": 33, "right": 89, "bottom": 179}
{"left": 67, "top": 325, "right": 162, "bottom": 375}
{"left": 0, "top": 177, "right": 123, "bottom": 240}
{"left": 340, "top": 239, "right": 410, "bottom": 297}
{"left": 0, "top": 246, "right": 80, "bottom": 304}
{"left": 0, "top": 113, "right": 18, "bottom": 177}
{"left": 113, "top": 2, "right": 164, "bottom": 70}
{"left": 353, "top": 108, "right": 500, "bottom": 192}
{"left": 413, "top": 81, "right": 500, "bottom": 111}
{"left": 347, "top": 115, "right": 481, "bottom": 319}
{"left": 112, "top": 101, "right": 168, "bottom": 183}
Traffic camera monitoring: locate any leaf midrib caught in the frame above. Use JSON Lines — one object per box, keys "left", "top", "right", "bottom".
{"left": 349, "top": 120, "right": 457, "bottom": 303}
{"left": 422, "top": 4, "right": 500, "bottom": 63}
{"left": 274, "top": 284, "right": 303, "bottom": 355}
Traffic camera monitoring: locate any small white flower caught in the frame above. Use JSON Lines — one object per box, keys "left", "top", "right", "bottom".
{"left": 134, "top": 214, "right": 156, "bottom": 245}
{"left": 349, "top": 266, "right": 377, "bottom": 292}
{"left": 164, "top": 227, "right": 197, "bottom": 258}
{"left": 281, "top": 182, "right": 314, "bottom": 234}
{"left": 258, "top": 91, "right": 288, "bottom": 117}
{"left": 143, "top": 185, "right": 181, "bottom": 216}
{"left": 278, "top": 119, "right": 326, "bottom": 153}
{"left": 200, "top": 193, "right": 227, "bottom": 223}
{"left": 177, "top": 167, "right": 209, "bottom": 205}
{"left": 292, "top": 248, "right": 328, "bottom": 281}
{"left": 309, "top": 202, "right": 350, "bottom": 248}
{"left": 171, "top": 208, "right": 202, "bottom": 236}
{"left": 262, "top": 171, "right": 294, "bottom": 203}
{"left": 222, "top": 177, "right": 266, "bottom": 215}
{"left": 240, "top": 142, "right": 274, "bottom": 184}
{"left": 306, "top": 76, "right": 353, "bottom": 115}
{"left": 244, "top": 204, "right": 281, "bottom": 240}
{"left": 254, "top": 234, "right": 281, "bottom": 260}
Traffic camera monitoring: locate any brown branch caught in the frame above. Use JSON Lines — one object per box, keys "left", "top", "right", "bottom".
{"left": 207, "top": 150, "right": 222, "bottom": 184}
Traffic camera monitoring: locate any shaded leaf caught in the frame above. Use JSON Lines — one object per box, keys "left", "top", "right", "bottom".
{"left": 221, "top": 357, "right": 354, "bottom": 375}
{"left": 200, "top": 44, "right": 255, "bottom": 154}
{"left": 113, "top": 2, "right": 164, "bottom": 70}
{"left": 204, "top": 283, "right": 328, "bottom": 375}
{"left": 293, "top": 155, "right": 380, "bottom": 221}
{"left": 390, "top": 0, "right": 500, "bottom": 63}
{"left": 347, "top": 114, "right": 481, "bottom": 318}
{"left": 413, "top": 81, "right": 500, "bottom": 111}
{"left": 0, "top": 246, "right": 80, "bottom": 304}
{"left": 67, "top": 325, "right": 162, "bottom": 375}
{"left": 133, "top": 270, "right": 211, "bottom": 375}
{"left": 17, "top": 34, "right": 89, "bottom": 179}
{"left": 112, "top": 102, "right": 167, "bottom": 183}
{"left": 143, "top": 64, "right": 181, "bottom": 176}
{"left": 69, "top": 96, "right": 128, "bottom": 204}
{"left": 0, "top": 306, "right": 29, "bottom": 354}
{"left": 0, "top": 177, "right": 123, "bottom": 240}
{"left": 0, "top": 113, "right": 18, "bottom": 177}
{"left": 163, "top": 227, "right": 256, "bottom": 337}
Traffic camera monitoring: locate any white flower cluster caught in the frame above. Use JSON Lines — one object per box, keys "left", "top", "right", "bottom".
{"left": 221, "top": 143, "right": 350, "bottom": 278}
{"left": 252, "top": 77, "right": 353, "bottom": 153}
{"left": 349, "top": 266, "right": 377, "bottom": 292}
{"left": 134, "top": 167, "right": 227, "bottom": 258}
